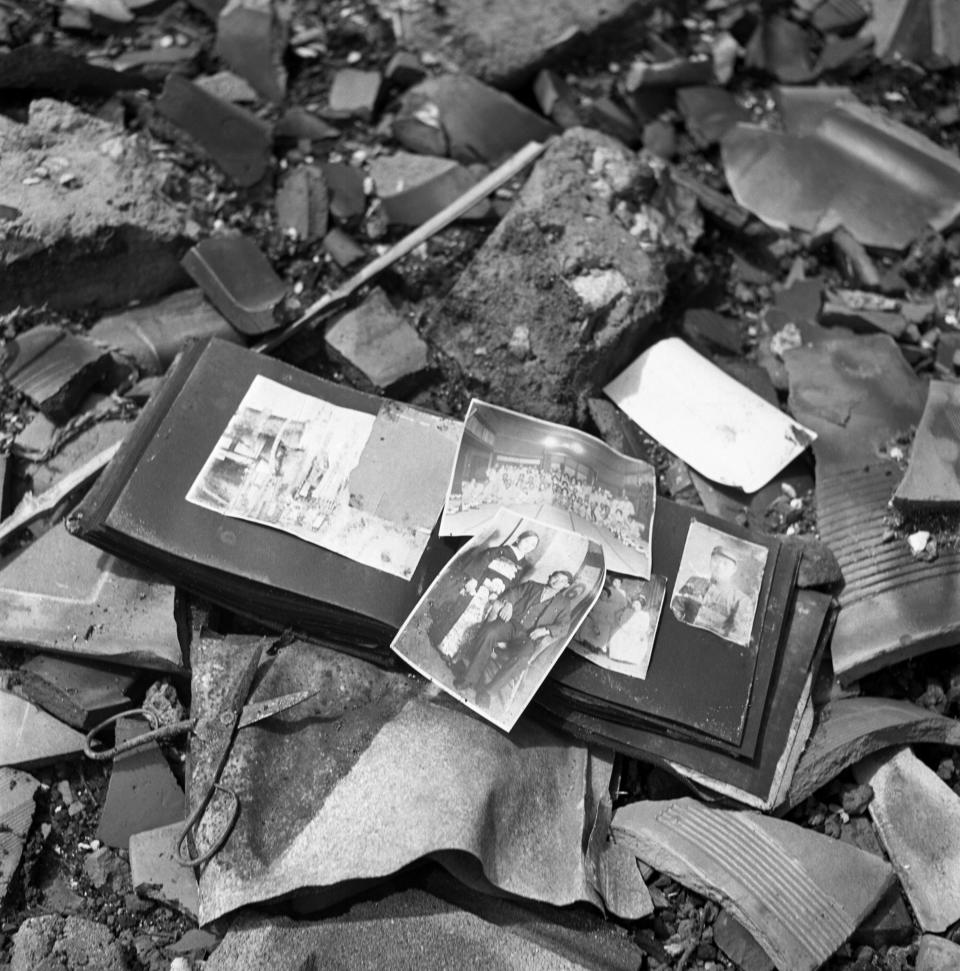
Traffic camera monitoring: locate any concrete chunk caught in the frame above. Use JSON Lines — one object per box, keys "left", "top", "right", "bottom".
{"left": 326, "top": 288, "right": 428, "bottom": 390}
{"left": 427, "top": 127, "right": 674, "bottom": 423}
{"left": 10, "top": 915, "right": 129, "bottom": 971}
{"left": 854, "top": 746, "right": 960, "bottom": 932}
{"left": 0, "top": 100, "right": 188, "bottom": 313}
{"left": 917, "top": 934, "right": 960, "bottom": 971}
{"left": 0, "top": 767, "right": 39, "bottom": 904}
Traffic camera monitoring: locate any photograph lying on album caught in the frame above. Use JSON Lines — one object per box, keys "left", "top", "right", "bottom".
{"left": 391, "top": 508, "right": 605, "bottom": 731}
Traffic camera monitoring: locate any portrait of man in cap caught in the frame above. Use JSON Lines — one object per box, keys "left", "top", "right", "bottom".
{"left": 670, "top": 524, "right": 768, "bottom": 647}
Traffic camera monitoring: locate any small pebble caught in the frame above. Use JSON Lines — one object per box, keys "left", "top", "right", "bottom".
{"left": 908, "top": 530, "right": 930, "bottom": 555}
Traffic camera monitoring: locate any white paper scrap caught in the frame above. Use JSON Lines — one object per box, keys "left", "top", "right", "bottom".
{"left": 604, "top": 338, "right": 816, "bottom": 493}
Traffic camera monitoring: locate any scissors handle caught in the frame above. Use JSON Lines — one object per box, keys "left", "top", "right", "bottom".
{"left": 83, "top": 709, "right": 196, "bottom": 761}
{"left": 176, "top": 782, "right": 240, "bottom": 868}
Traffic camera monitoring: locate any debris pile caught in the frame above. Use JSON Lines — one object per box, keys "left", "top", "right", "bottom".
{"left": 3, "top": 0, "right": 960, "bottom": 968}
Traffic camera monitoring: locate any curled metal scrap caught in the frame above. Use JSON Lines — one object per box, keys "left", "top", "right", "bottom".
{"left": 722, "top": 100, "right": 960, "bottom": 250}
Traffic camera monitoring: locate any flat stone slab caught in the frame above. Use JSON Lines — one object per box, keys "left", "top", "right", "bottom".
{"left": 380, "top": 0, "right": 647, "bottom": 89}
{"left": 427, "top": 127, "right": 674, "bottom": 423}
{"left": 0, "top": 99, "right": 188, "bottom": 313}
{"left": 612, "top": 797, "right": 895, "bottom": 971}
{"left": 854, "top": 746, "right": 960, "bottom": 932}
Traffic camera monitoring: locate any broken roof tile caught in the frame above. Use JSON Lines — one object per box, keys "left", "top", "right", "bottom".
{"left": 394, "top": 74, "right": 557, "bottom": 166}
{"left": 722, "top": 96, "right": 960, "bottom": 250}
{"left": 96, "top": 715, "right": 185, "bottom": 849}
{"left": 893, "top": 380, "right": 960, "bottom": 511}
{"left": 215, "top": 0, "right": 288, "bottom": 103}
{"left": 0, "top": 520, "right": 182, "bottom": 669}
{"left": 326, "top": 288, "right": 429, "bottom": 390}
{"left": 90, "top": 288, "right": 241, "bottom": 375}
{"left": 0, "top": 691, "right": 86, "bottom": 767}
{"left": 327, "top": 68, "right": 383, "bottom": 121}
{"left": 786, "top": 696, "right": 960, "bottom": 807}
{"left": 612, "top": 798, "right": 894, "bottom": 971}
{"left": 369, "top": 152, "right": 490, "bottom": 227}
{"left": 0, "top": 768, "right": 39, "bottom": 905}
{"left": 275, "top": 164, "right": 329, "bottom": 242}
{"left": 17, "top": 654, "right": 136, "bottom": 730}
{"left": 322, "top": 227, "right": 365, "bottom": 268}
{"left": 854, "top": 746, "right": 960, "bottom": 932}
{"left": 713, "top": 909, "right": 774, "bottom": 971}
{"left": 129, "top": 821, "right": 199, "bottom": 918}
{"left": 1, "top": 326, "right": 112, "bottom": 423}
{"left": 320, "top": 162, "right": 367, "bottom": 223}
{"left": 158, "top": 74, "right": 272, "bottom": 187}
{"left": 181, "top": 236, "right": 286, "bottom": 335}
{"left": 677, "top": 86, "right": 750, "bottom": 146}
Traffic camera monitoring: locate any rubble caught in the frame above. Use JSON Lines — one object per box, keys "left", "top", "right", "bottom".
{"left": 393, "top": 74, "right": 557, "bottom": 165}
{"left": 95, "top": 715, "right": 185, "bottom": 849}
{"left": 89, "top": 288, "right": 240, "bottom": 374}
{"left": 10, "top": 915, "right": 129, "bottom": 971}
{"left": 215, "top": 0, "right": 288, "bottom": 103}
{"left": 157, "top": 74, "right": 272, "bottom": 186}
{"left": 325, "top": 288, "right": 429, "bottom": 391}
{"left": 428, "top": 127, "right": 674, "bottom": 423}
{"left": 0, "top": 768, "right": 39, "bottom": 904}
{"left": 380, "top": 0, "right": 645, "bottom": 88}
{"left": 181, "top": 236, "right": 287, "bottom": 335}
{"left": 0, "top": 691, "right": 86, "bottom": 766}
{"left": 612, "top": 798, "right": 895, "bottom": 971}
{"left": 854, "top": 746, "right": 960, "bottom": 932}
{"left": 0, "top": 99, "right": 188, "bottom": 313}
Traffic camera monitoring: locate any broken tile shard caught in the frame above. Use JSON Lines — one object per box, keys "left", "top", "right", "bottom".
{"left": 0, "top": 521, "right": 182, "bottom": 669}
{"left": 606, "top": 338, "right": 816, "bottom": 493}
{"left": 1, "top": 326, "right": 112, "bottom": 423}
{"left": 722, "top": 96, "right": 960, "bottom": 250}
{"left": 369, "top": 152, "right": 489, "bottom": 226}
{"left": 275, "top": 164, "right": 329, "bottom": 242}
{"left": 394, "top": 74, "right": 557, "bottom": 165}
{"left": 320, "top": 162, "right": 367, "bottom": 222}
{"left": 128, "top": 821, "right": 199, "bottom": 918}
{"left": 215, "top": 0, "right": 288, "bottom": 103}
{"left": 713, "top": 910, "right": 774, "bottom": 971}
{"left": 893, "top": 380, "right": 960, "bottom": 511}
{"left": 786, "top": 697, "right": 960, "bottom": 807}
{"left": 612, "top": 798, "right": 895, "bottom": 971}
{"left": 328, "top": 68, "right": 382, "bottom": 121}
{"left": 90, "top": 288, "right": 241, "bottom": 374}
{"left": 181, "top": 236, "right": 286, "bottom": 335}
{"left": 0, "top": 691, "right": 85, "bottom": 767}
{"left": 854, "top": 746, "right": 960, "bottom": 932}
{"left": 96, "top": 715, "right": 185, "bottom": 849}
{"left": 326, "top": 288, "right": 428, "bottom": 391}
{"left": 744, "top": 15, "right": 818, "bottom": 82}
{"left": 677, "top": 86, "right": 750, "bottom": 146}
{"left": 0, "top": 99, "right": 188, "bottom": 314}
{"left": 17, "top": 654, "right": 136, "bottom": 730}
{"left": 274, "top": 106, "right": 340, "bottom": 143}
{"left": 427, "top": 127, "right": 675, "bottom": 423}
{"left": 0, "top": 768, "right": 39, "bottom": 904}
{"left": 158, "top": 74, "right": 272, "bottom": 186}
{"left": 322, "top": 227, "right": 365, "bottom": 267}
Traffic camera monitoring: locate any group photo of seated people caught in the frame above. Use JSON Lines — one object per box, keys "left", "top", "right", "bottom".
{"left": 455, "top": 462, "right": 647, "bottom": 551}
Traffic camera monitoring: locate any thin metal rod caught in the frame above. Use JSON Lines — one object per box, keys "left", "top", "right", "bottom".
{"left": 254, "top": 139, "right": 548, "bottom": 355}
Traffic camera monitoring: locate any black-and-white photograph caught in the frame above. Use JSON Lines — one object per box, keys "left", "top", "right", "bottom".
{"left": 186, "top": 376, "right": 458, "bottom": 580}
{"left": 669, "top": 522, "right": 768, "bottom": 648}
{"left": 571, "top": 574, "right": 667, "bottom": 679}
{"left": 391, "top": 510, "right": 605, "bottom": 731}
{"left": 439, "top": 400, "right": 656, "bottom": 578}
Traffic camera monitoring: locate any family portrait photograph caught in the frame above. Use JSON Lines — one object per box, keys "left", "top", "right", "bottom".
{"left": 669, "top": 521, "right": 768, "bottom": 648}
{"left": 439, "top": 400, "right": 656, "bottom": 577}
{"left": 186, "top": 376, "right": 457, "bottom": 580}
{"left": 571, "top": 573, "right": 667, "bottom": 679}
{"left": 391, "top": 510, "right": 605, "bottom": 731}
